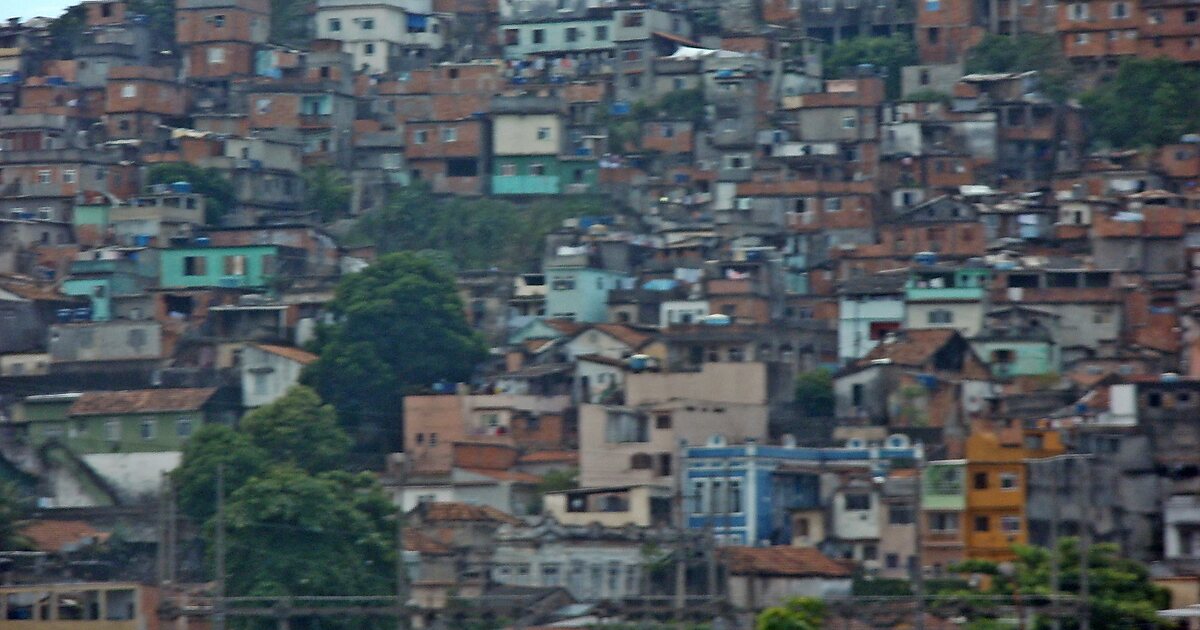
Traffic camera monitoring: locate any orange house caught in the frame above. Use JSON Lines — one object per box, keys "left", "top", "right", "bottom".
{"left": 964, "top": 423, "right": 1065, "bottom": 561}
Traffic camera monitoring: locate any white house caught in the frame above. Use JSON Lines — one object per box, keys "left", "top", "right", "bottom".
{"left": 315, "top": 0, "right": 444, "bottom": 74}
{"left": 239, "top": 343, "right": 318, "bottom": 408}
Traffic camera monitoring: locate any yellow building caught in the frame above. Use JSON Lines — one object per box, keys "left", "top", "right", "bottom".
{"left": 0, "top": 582, "right": 158, "bottom": 630}
{"left": 964, "top": 424, "right": 1065, "bottom": 561}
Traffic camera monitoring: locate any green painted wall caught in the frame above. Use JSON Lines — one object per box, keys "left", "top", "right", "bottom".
{"left": 29, "top": 412, "right": 205, "bottom": 454}
{"left": 159, "top": 245, "right": 278, "bottom": 289}
{"left": 922, "top": 460, "right": 966, "bottom": 511}
{"left": 492, "top": 156, "right": 598, "bottom": 195}
{"left": 972, "top": 340, "right": 1056, "bottom": 377}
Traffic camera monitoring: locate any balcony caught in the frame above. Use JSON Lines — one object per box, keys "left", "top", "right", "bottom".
{"left": 905, "top": 286, "right": 985, "bottom": 301}
{"left": 492, "top": 175, "right": 560, "bottom": 195}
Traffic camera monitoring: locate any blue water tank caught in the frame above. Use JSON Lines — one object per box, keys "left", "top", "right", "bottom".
{"left": 171, "top": 181, "right": 192, "bottom": 193}
{"left": 914, "top": 251, "right": 938, "bottom": 266}
{"left": 701, "top": 314, "right": 732, "bottom": 326}
{"left": 56, "top": 308, "right": 73, "bottom": 323}
{"left": 72, "top": 308, "right": 92, "bottom": 322}
{"left": 134, "top": 234, "right": 151, "bottom": 247}
{"left": 46, "top": 76, "right": 65, "bottom": 86}
{"left": 195, "top": 236, "right": 210, "bottom": 247}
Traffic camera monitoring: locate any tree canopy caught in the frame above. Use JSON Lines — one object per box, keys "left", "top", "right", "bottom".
{"left": 302, "top": 253, "right": 487, "bottom": 449}
{"left": 823, "top": 35, "right": 918, "bottom": 100}
{"left": 1081, "top": 57, "right": 1200, "bottom": 148}
{"left": 304, "top": 164, "right": 352, "bottom": 223}
{"left": 173, "top": 386, "right": 396, "bottom": 619}
{"left": 935, "top": 539, "right": 1170, "bottom": 629}
{"left": 794, "top": 369, "right": 835, "bottom": 418}
{"left": 0, "top": 481, "right": 30, "bottom": 551}
{"left": 145, "top": 163, "right": 237, "bottom": 224}
{"left": 964, "top": 33, "right": 1073, "bottom": 102}
{"left": 756, "top": 596, "right": 827, "bottom": 630}
{"left": 352, "top": 184, "right": 610, "bottom": 272}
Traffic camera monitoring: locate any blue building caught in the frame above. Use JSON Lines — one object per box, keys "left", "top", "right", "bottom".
{"left": 543, "top": 249, "right": 630, "bottom": 323}
{"left": 682, "top": 437, "right": 923, "bottom": 546}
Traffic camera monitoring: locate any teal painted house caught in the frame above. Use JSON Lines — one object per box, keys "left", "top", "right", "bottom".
{"left": 160, "top": 245, "right": 281, "bottom": 289}
{"left": 62, "top": 253, "right": 157, "bottom": 321}
{"left": 544, "top": 261, "right": 630, "bottom": 323}
{"left": 491, "top": 157, "right": 598, "bottom": 195}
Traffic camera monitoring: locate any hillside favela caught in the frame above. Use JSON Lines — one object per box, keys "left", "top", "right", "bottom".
{"left": 0, "top": 0, "right": 1199, "bottom": 626}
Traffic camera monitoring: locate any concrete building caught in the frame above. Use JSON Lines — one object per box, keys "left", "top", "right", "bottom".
{"left": 315, "top": 0, "right": 444, "bottom": 74}
{"left": 239, "top": 343, "right": 317, "bottom": 408}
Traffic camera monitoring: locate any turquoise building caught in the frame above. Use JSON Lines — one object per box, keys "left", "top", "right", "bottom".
{"left": 970, "top": 329, "right": 1058, "bottom": 379}
{"left": 492, "top": 157, "right": 598, "bottom": 195}
{"left": 159, "top": 245, "right": 281, "bottom": 289}
{"left": 62, "top": 253, "right": 158, "bottom": 321}
{"left": 544, "top": 258, "right": 629, "bottom": 323}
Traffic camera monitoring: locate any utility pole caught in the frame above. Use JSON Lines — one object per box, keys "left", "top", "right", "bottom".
{"left": 396, "top": 462, "right": 409, "bottom": 630}
{"left": 912, "top": 451, "right": 926, "bottom": 630}
{"left": 214, "top": 464, "right": 226, "bottom": 630}
{"left": 1049, "top": 458, "right": 1061, "bottom": 630}
{"left": 1078, "top": 456, "right": 1091, "bottom": 630}
{"left": 673, "top": 439, "right": 687, "bottom": 619}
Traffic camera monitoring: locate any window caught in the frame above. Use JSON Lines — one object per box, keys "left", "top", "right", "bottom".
{"left": 183, "top": 256, "right": 207, "bottom": 276}
{"left": 1001, "top": 516, "right": 1021, "bottom": 533}
{"left": 253, "top": 371, "right": 268, "bottom": 396}
{"left": 140, "top": 419, "right": 156, "bottom": 440}
{"left": 441, "top": 127, "right": 458, "bottom": 142}
{"left": 1110, "top": 1, "right": 1128, "bottom": 18}
{"left": 429, "top": 432, "right": 437, "bottom": 445}
{"left": 623, "top": 11, "right": 644, "bottom": 26}
{"left": 630, "top": 453, "right": 652, "bottom": 469}
{"left": 530, "top": 163, "right": 546, "bottom": 176}
{"left": 120, "top": 84, "right": 136, "bottom": 98}
{"left": 929, "top": 512, "right": 958, "bottom": 532}
{"left": 928, "top": 26, "right": 940, "bottom": 43}
{"left": 655, "top": 413, "right": 671, "bottom": 430}
{"left": 223, "top": 255, "right": 246, "bottom": 276}
{"left": 500, "top": 163, "right": 517, "bottom": 176}
{"left": 623, "top": 49, "right": 642, "bottom": 62}
{"left": 565, "top": 27, "right": 578, "bottom": 42}
{"left": 329, "top": 18, "right": 341, "bottom": 31}
{"left": 536, "top": 127, "right": 551, "bottom": 140}
{"left": 886, "top": 553, "right": 900, "bottom": 569}
{"left": 1069, "top": 2, "right": 1088, "bottom": 19}
{"left": 37, "top": 170, "right": 51, "bottom": 184}
{"left": 542, "top": 564, "right": 560, "bottom": 586}
{"left": 973, "top": 472, "right": 988, "bottom": 489}
{"left": 364, "top": 43, "right": 375, "bottom": 55}
{"left": 413, "top": 130, "right": 428, "bottom": 144}
{"left": 824, "top": 197, "right": 842, "bottom": 211}
{"left": 842, "top": 115, "right": 857, "bottom": 129}
{"left": 595, "top": 25, "right": 608, "bottom": 40}
{"left": 1075, "top": 32, "right": 1089, "bottom": 44}
{"left": 974, "top": 516, "right": 990, "bottom": 532}
{"left": 207, "top": 47, "right": 225, "bottom": 63}
{"left": 504, "top": 28, "right": 519, "bottom": 45}
{"left": 177, "top": 417, "right": 193, "bottom": 438}
{"left": 63, "top": 169, "right": 76, "bottom": 184}
{"left": 1187, "top": 9, "right": 1199, "bottom": 22}
{"left": 999, "top": 472, "right": 1018, "bottom": 490}
{"left": 105, "top": 420, "right": 121, "bottom": 442}
{"left": 845, "top": 493, "right": 871, "bottom": 511}
{"left": 211, "top": 14, "right": 225, "bottom": 27}
{"left": 38, "top": 207, "right": 53, "bottom": 220}
{"left": 925, "top": 0, "right": 940, "bottom": 10}
{"left": 605, "top": 411, "right": 649, "bottom": 443}
{"left": 889, "top": 506, "right": 914, "bottom": 524}
{"left": 551, "top": 275, "right": 575, "bottom": 290}
{"left": 852, "top": 383, "right": 864, "bottom": 407}
{"left": 361, "top": 18, "right": 374, "bottom": 29}
{"left": 927, "top": 309, "right": 954, "bottom": 324}
{"left": 533, "top": 29, "right": 545, "bottom": 44}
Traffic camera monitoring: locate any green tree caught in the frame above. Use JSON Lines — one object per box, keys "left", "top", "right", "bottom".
{"left": 45, "top": 4, "right": 87, "bottom": 60}
{"left": 935, "top": 539, "right": 1170, "bottom": 630}
{"left": 823, "top": 35, "right": 918, "bottom": 100}
{"left": 304, "top": 164, "right": 352, "bottom": 222}
{"left": 270, "top": 0, "right": 312, "bottom": 46}
{"left": 240, "top": 386, "right": 351, "bottom": 474}
{"left": 303, "top": 253, "right": 487, "bottom": 449}
{"left": 794, "top": 369, "right": 835, "bottom": 418}
{"left": 353, "top": 185, "right": 610, "bottom": 271}
{"left": 145, "top": 163, "right": 237, "bottom": 224}
{"left": 173, "top": 424, "right": 266, "bottom": 525}
{"left": 965, "top": 34, "right": 1073, "bottom": 102}
{"left": 0, "top": 482, "right": 30, "bottom": 551}
{"left": 126, "top": 0, "right": 176, "bottom": 49}
{"left": 222, "top": 466, "right": 395, "bottom": 605}
{"left": 1081, "top": 58, "right": 1200, "bottom": 148}
{"left": 756, "top": 596, "right": 826, "bottom": 630}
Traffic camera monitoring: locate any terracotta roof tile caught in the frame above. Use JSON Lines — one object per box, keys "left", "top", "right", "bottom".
{"left": 857, "top": 329, "right": 958, "bottom": 368}
{"left": 517, "top": 450, "right": 579, "bottom": 464}
{"left": 404, "top": 528, "right": 452, "bottom": 554}
{"left": 720, "top": 546, "right": 852, "bottom": 578}
{"left": 69, "top": 388, "right": 217, "bottom": 416}
{"left": 418, "top": 501, "right": 522, "bottom": 525}
{"left": 21, "top": 520, "right": 110, "bottom": 553}
{"left": 541, "top": 319, "right": 586, "bottom": 336}
{"left": 589, "top": 324, "right": 654, "bottom": 349}
{"left": 253, "top": 343, "right": 318, "bottom": 365}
